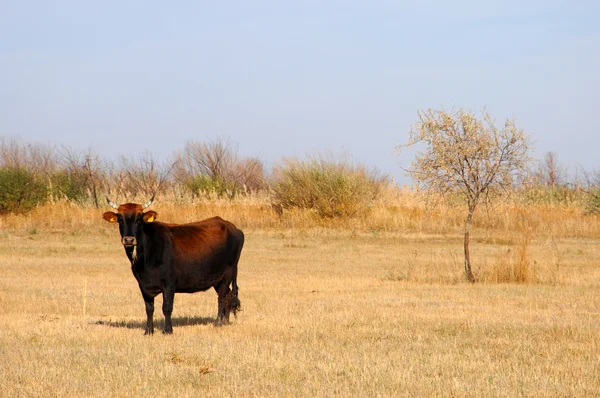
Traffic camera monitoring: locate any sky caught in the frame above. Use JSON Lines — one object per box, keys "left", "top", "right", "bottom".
{"left": 1, "top": 1, "right": 599, "bottom": 184}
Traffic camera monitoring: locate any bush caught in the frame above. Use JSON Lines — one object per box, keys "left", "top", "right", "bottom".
{"left": 584, "top": 189, "right": 600, "bottom": 214}
{"left": 519, "top": 184, "right": 581, "bottom": 207}
{"left": 173, "top": 138, "right": 267, "bottom": 198}
{"left": 0, "top": 167, "right": 48, "bottom": 214}
{"left": 185, "top": 175, "right": 237, "bottom": 199}
{"left": 271, "top": 155, "right": 385, "bottom": 218}
{"left": 51, "top": 170, "right": 88, "bottom": 202}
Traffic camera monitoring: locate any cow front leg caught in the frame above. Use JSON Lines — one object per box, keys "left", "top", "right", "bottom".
{"left": 142, "top": 293, "right": 155, "bottom": 335}
{"left": 162, "top": 286, "right": 175, "bottom": 334}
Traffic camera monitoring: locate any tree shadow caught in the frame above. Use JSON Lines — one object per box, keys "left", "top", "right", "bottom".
{"left": 94, "top": 315, "right": 216, "bottom": 330}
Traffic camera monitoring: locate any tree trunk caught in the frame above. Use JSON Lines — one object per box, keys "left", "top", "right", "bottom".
{"left": 92, "top": 180, "right": 99, "bottom": 209}
{"left": 464, "top": 206, "right": 476, "bottom": 283}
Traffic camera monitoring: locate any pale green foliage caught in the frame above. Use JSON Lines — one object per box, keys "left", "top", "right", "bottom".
{"left": 271, "top": 154, "right": 385, "bottom": 218}
{"left": 397, "top": 108, "right": 531, "bottom": 210}
{"left": 584, "top": 189, "right": 600, "bottom": 214}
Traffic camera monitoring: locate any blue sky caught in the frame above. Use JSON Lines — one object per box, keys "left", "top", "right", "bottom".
{"left": 1, "top": 1, "right": 598, "bottom": 184}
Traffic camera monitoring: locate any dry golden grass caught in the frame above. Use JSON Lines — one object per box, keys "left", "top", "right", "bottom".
{"left": 1, "top": 195, "right": 600, "bottom": 396}
{"left": 3, "top": 186, "right": 600, "bottom": 238}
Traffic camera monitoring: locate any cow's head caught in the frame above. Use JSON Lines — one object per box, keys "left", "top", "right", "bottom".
{"left": 102, "top": 196, "right": 157, "bottom": 248}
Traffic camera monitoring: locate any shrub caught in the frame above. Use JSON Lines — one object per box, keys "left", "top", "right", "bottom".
{"left": 271, "top": 155, "right": 385, "bottom": 218}
{"left": 51, "top": 170, "right": 88, "bottom": 202}
{"left": 0, "top": 167, "right": 48, "bottom": 214}
{"left": 113, "top": 151, "right": 169, "bottom": 199}
{"left": 185, "top": 175, "right": 237, "bottom": 199}
{"left": 519, "top": 184, "right": 581, "bottom": 207}
{"left": 584, "top": 189, "right": 600, "bottom": 214}
{"left": 173, "top": 138, "right": 267, "bottom": 198}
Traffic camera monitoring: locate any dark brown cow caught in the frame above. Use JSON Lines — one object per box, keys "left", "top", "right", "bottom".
{"left": 102, "top": 196, "right": 244, "bottom": 334}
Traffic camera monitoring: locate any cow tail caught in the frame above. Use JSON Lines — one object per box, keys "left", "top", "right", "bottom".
{"left": 230, "top": 271, "right": 241, "bottom": 317}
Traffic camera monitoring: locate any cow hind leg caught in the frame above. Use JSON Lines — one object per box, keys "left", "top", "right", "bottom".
{"left": 215, "top": 282, "right": 230, "bottom": 326}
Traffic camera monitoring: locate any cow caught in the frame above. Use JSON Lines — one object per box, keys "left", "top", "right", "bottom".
{"left": 102, "top": 196, "right": 244, "bottom": 334}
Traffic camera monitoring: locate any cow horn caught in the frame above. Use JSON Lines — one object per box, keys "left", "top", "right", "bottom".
{"left": 142, "top": 194, "right": 155, "bottom": 210}
{"left": 106, "top": 196, "right": 119, "bottom": 210}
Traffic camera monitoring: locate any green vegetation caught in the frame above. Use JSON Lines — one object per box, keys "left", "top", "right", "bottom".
{"left": 584, "top": 189, "right": 600, "bottom": 214}
{"left": 0, "top": 167, "right": 47, "bottom": 214}
{"left": 271, "top": 155, "right": 385, "bottom": 218}
{"left": 0, "top": 137, "right": 597, "bottom": 221}
{"left": 184, "top": 175, "right": 238, "bottom": 199}
{"left": 50, "top": 170, "right": 89, "bottom": 203}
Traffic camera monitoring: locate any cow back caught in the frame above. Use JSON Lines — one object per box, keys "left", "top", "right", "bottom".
{"left": 160, "top": 217, "right": 242, "bottom": 293}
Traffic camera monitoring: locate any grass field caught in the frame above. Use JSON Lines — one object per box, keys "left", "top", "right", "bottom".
{"left": 1, "top": 200, "right": 600, "bottom": 396}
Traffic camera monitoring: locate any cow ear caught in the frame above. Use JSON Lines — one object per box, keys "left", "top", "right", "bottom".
{"left": 103, "top": 211, "right": 118, "bottom": 223}
{"left": 143, "top": 210, "right": 157, "bottom": 223}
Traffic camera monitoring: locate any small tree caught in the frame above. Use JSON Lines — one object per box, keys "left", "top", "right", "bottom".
{"left": 535, "top": 151, "right": 567, "bottom": 188}
{"left": 58, "top": 147, "right": 107, "bottom": 207}
{"left": 173, "top": 137, "right": 266, "bottom": 198}
{"left": 114, "top": 151, "right": 172, "bottom": 199}
{"left": 396, "top": 108, "right": 532, "bottom": 282}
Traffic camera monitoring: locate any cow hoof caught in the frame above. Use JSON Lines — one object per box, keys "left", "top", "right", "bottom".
{"left": 144, "top": 330, "right": 154, "bottom": 336}
{"left": 162, "top": 329, "right": 173, "bottom": 335}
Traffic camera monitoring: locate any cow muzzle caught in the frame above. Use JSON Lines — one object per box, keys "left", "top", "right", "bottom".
{"left": 122, "top": 236, "right": 137, "bottom": 247}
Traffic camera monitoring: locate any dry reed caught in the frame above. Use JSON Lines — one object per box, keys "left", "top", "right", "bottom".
{"left": 2, "top": 186, "right": 599, "bottom": 240}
